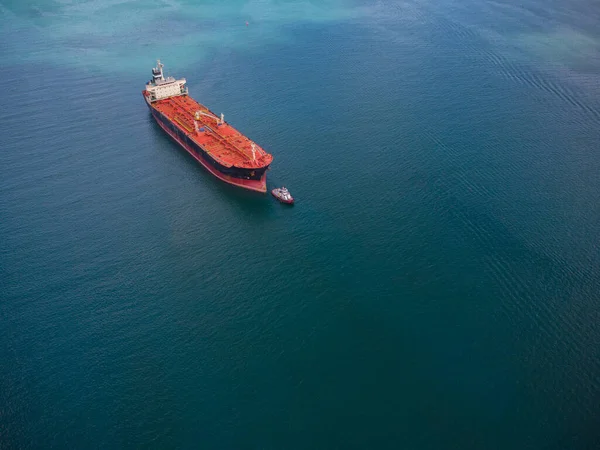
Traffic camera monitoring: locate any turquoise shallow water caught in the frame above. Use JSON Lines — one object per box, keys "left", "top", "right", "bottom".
{"left": 1, "top": 0, "right": 600, "bottom": 448}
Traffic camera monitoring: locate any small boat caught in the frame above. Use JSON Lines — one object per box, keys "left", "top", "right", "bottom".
{"left": 271, "top": 187, "right": 294, "bottom": 204}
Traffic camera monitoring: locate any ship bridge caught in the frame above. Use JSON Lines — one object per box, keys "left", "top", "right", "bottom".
{"left": 145, "top": 60, "right": 188, "bottom": 102}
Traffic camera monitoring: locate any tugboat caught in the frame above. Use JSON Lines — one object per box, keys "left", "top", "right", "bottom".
{"left": 271, "top": 187, "right": 294, "bottom": 204}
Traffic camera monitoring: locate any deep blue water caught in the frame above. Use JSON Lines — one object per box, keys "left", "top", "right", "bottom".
{"left": 1, "top": 0, "right": 600, "bottom": 448}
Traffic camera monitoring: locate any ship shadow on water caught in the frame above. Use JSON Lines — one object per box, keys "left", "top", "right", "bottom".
{"left": 212, "top": 181, "right": 274, "bottom": 217}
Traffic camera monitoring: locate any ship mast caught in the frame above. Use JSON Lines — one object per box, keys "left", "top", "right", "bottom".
{"left": 152, "top": 59, "right": 165, "bottom": 83}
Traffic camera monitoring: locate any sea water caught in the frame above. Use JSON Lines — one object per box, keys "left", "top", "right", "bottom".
{"left": 1, "top": 0, "right": 599, "bottom": 448}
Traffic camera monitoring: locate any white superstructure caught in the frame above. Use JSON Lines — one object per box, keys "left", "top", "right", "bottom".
{"left": 144, "top": 60, "right": 188, "bottom": 103}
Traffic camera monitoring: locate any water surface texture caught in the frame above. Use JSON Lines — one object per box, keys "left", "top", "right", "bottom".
{"left": 1, "top": 0, "right": 600, "bottom": 448}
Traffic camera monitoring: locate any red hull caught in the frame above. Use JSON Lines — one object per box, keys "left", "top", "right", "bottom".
{"left": 154, "top": 113, "right": 267, "bottom": 193}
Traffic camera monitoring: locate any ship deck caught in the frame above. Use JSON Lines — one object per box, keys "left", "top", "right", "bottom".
{"left": 152, "top": 95, "right": 272, "bottom": 169}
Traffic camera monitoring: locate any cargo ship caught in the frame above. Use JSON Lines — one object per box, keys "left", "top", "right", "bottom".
{"left": 143, "top": 60, "right": 273, "bottom": 192}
